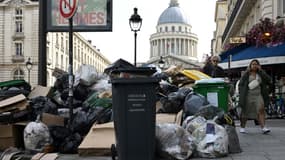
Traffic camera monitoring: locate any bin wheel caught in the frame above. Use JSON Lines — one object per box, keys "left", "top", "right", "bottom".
{"left": 111, "top": 144, "right": 117, "bottom": 160}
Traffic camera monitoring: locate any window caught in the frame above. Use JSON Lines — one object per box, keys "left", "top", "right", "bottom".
{"left": 283, "top": 0, "right": 285, "bottom": 15}
{"left": 15, "top": 8, "right": 23, "bottom": 33}
{"left": 15, "top": 8, "right": 22, "bottom": 16}
{"left": 13, "top": 68, "right": 24, "bottom": 80}
{"left": 55, "top": 34, "right": 59, "bottom": 48}
{"left": 172, "top": 26, "right": 175, "bottom": 32}
{"left": 61, "top": 55, "right": 63, "bottom": 68}
{"left": 179, "top": 26, "right": 182, "bottom": 32}
{"left": 56, "top": 52, "right": 58, "bottom": 67}
{"left": 15, "top": 21, "right": 22, "bottom": 32}
{"left": 15, "top": 42, "right": 23, "bottom": 55}
{"left": 165, "top": 26, "right": 168, "bottom": 32}
{"left": 279, "top": 0, "right": 285, "bottom": 15}
{"left": 61, "top": 36, "right": 64, "bottom": 50}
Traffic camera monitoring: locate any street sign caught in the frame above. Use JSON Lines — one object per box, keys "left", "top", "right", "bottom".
{"left": 47, "top": 0, "right": 113, "bottom": 32}
{"left": 59, "top": 0, "right": 78, "bottom": 19}
{"left": 229, "top": 37, "right": 246, "bottom": 44}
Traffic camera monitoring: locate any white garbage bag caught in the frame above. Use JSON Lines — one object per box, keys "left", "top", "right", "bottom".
{"left": 192, "top": 121, "right": 228, "bottom": 158}
{"left": 182, "top": 115, "right": 207, "bottom": 134}
{"left": 156, "top": 123, "right": 195, "bottom": 160}
{"left": 24, "top": 118, "right": 51, "bottom": 152}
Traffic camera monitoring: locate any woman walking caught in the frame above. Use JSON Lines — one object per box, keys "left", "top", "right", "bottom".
{"left": 238, "top": 59, "right": 272, "bottom": 134}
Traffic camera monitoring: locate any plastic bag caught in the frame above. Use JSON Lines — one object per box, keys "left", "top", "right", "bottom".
{"left": 156, "top": 123, "right": 195, "bottom": 160}
{"left": 192, "top": 120, "right": 228, "bottom": 158}
{"left": 24, "top": 118, "right": 51, "bottom": 152}
{"left": 182, "top": 116, "right": 207, "bottom": 134}
{"left": 183, "top": 92, "right": 209, "bottom": 117}
{"left": 74, "top": 64, "right": 99, "bottom": 86}
{"left": 91, "top": 78, "right": 111, "bottom": 93}
{"left": 225, "top": 125, "right": 242, "bottom": 153}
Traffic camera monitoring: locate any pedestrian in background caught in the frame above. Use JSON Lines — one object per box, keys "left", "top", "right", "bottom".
{"left": 238, "top": 59, "right": 272, "bottom": 134}
{"left": 202, "top": 55, "right": 225, "bottom": 78}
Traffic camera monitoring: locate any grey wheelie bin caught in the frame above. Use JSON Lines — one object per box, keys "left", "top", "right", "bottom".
{"left": 111, "top": 68, "right": 159, "bottom": 160}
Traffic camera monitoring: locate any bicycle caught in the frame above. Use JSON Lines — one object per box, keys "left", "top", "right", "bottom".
{"left": 266, "top": 94, "right": 285, "bottom": 119}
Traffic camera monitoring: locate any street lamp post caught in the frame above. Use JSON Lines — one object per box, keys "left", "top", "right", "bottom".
{"left": 26, "top": 57, "right": 33, "bottom": 84}
{"left": 129, "top": 8, "right": 142, "bottom": 67}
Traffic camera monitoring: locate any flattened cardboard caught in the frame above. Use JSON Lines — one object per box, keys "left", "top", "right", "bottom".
{"left": 0, "top": 125, "right": 13, "bottom": 137}
{"left": 41, "top": 113, "right": 65, "bottom": 126}
{"left": 0, "top": 123, "right": 26, "bottom": 150}
{"left": 156, "top": 113, "right": 177, "bottom": 124}
{"left": 40, "top": 153, "right": 58, "bottom": 160}
{"left": 78, "top": 114, "right": 179, "bottom": 156}
{"left": 32, "top": 153, "right": 58, "bottom": 160}
{"left": 0, "top": 94, "right": 26, "bottom": 109}
{"left": 78, "top": 122, "right": 115, "bottom": 156}
{"left": 28, "top": 85, "right": 51, "bottom": 99}
{"left": 175, "top": 110, "right": 183, "bottom": 126}
{"left": 0, "top": 100, "right": 28, "bottom": 113}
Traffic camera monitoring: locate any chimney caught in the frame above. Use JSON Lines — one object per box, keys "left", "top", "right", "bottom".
{"left": 88, "top": 40, "right": 92, "bottom": 44}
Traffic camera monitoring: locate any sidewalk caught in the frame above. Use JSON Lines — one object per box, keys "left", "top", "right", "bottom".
{"left": 194, "top": 119, "right": 285, "bottom": 160}
{"left": 58, "top": 119, "right": 285, "bottom": 160}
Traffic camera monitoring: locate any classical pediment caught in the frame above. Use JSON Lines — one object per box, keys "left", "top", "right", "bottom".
{"left": 147, "top": 55, "right": 203, "bottom": 69}
{"left": 2, "top": 0, "right": 30, "bottom": 7}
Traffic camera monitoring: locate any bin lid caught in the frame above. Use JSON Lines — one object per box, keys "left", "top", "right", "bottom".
{"left": 111, "top": 67, "right": 157, "bottom": 77}
{"left": 180, "top": 69, "right": 211, "bottom": 80}
{"left": 195, "top": 78, "right": 225, "bottom": 84}
{"left": 111, "top": 77, "right": 159, "bottom": 84}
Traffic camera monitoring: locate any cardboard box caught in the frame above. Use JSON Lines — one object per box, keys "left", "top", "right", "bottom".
{"left": 156, "top": 113, "right": 177, "bottom": 124}
{"left": 28, "top": 85, "right": 52, "bottom": 99}
{"left": 41, "top": 113, "right": 65, "bottom": 127}
{"left": 0, "top": 123, "right": 26, "bottom": 150}
{"left": 0, "top": 94, "right": 27, "bottom": 113}
{"left": 78, "top": 122, "right": 115, "bottom": 156}
{"left": 32, "top": 153, "right": 58, "bottom": 160}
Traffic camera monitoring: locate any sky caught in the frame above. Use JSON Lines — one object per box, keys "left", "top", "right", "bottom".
{"left": 80, "top": 0, "right": 216, "bottom": 63}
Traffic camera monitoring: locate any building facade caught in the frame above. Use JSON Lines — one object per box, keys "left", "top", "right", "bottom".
{"left": 46, "top": 32, "right": 110, "bottom": 86}
{"left": 219, "top": 0, "right": 281, "bottom": 50}
{"left": 0, "top": 0, "right": 110, "bottom": 87}
{"left": 212, "top": 0, "right": 227, "bottom": 55}
{"left": 148, "top": 0, "right": 201, "bottom": 69}
{"left": 213, "top": 0, "right": 285, "bottom": 91}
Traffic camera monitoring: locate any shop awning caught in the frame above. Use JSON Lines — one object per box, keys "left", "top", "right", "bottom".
{"left": 220, "top": 43, "right": 285, "bottom": 69}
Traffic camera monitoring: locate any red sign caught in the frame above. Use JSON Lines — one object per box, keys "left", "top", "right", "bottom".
{"left": 59, "top": 0, "right": 78, "bottom": 19}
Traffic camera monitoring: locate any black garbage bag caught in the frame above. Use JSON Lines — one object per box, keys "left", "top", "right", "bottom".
{"left": 54, "top": 73, "right": 69, "bottom": 92}
{"left": 104, "top": 58, "right": 135, "bottom": 75}
{"left": 0, "top": 110, "right": 30, "bottom": 124}
{"left": 73, "top": 83, "right": 90, "bottom": 101}
{"left": 94, "top": 107, "right": 113, "bottom": 124}
{"left": 158, "top": 92, "right": 184, "bottom": 113}
{"left": 59, "top": 132, "right": 83, "bottom": 154}
{"left": 60, "top": 89, "right": 69, "bottom": 101}
{"left": 194, "top": 105, "right": 225, "bottom": 120}
{"left": 176, "top": 87, "right": 193, "bottom": 100}
{"left": 183, "top": 92, "right": 209, "bottom": 117}
{"left": 48, "top": 126, "right": 71, "bottom": 152}
{"left": 153, "top": 72, "right": 169, "bottom": 81}
{"left": 195, "top": 105, "right": 235, "bottom": 126}
{"left": 29, "top": 96, "right": 58, "bottom": 121}
{"left": 70, "top": 110, "right": 89, "bottom": 135}
{"left": 0, "top": 88, "right": 30, "bottom": 101}
{"left": 225, "top": 125, "right": 242, "bottom": 153}
{"left": 159, "top": 81, "right": 179, "bottom": 96}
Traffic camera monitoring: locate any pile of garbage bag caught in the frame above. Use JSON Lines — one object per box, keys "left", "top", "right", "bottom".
{"left": 0, "top": 59, "right": 242, "bottom": 159}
